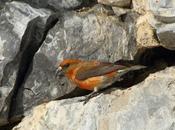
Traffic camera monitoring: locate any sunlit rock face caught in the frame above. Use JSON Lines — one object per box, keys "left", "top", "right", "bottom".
{"left": 13, "top": 67, "right": 175, "bottom": 130}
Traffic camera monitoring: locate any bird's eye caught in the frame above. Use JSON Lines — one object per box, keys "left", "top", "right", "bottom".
{"left": 63, "top": 63, "right": 70, "bottom": 68}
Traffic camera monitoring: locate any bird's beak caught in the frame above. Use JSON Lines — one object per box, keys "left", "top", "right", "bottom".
{"left": 55, "top": 66, "right": 63, "bottom": 77}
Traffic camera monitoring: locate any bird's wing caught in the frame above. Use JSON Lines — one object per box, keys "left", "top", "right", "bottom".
{"left": 76, "top": 63, "right": 127, "bottom": 80}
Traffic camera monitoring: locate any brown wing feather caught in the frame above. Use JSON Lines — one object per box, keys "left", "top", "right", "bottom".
{"left": 76, "top": 62, "right": 126, "bottom": 80}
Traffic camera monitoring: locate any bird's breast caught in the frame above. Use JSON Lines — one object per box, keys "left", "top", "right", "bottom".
{"left": 65, "top": 65, "right": 116, "bottom": 91}
{"left": 66, "top": 68, "right": 103, "bottom": 91}
{"left": 74, "top": 76, "right": 104, "bottom": 91}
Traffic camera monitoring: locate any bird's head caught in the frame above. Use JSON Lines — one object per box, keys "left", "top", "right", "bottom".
{"left": 59, "top": 59, "right": 82, "bottom": 70}
{"left": 56, "top": 59, "right": 82, "bottom": 76}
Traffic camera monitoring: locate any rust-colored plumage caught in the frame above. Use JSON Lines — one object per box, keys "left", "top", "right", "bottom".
{"left": 58, "top": 59, "right": 145, "bottom": 92}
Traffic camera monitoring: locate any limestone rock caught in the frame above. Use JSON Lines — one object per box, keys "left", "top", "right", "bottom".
{"left": 47, "top": 0, "right": 83, "bottom": 10}
{"left": 136, "top": 13, "right": 159, "bottom": 48}
{"left": 18, "top": 4, "right": 137, "bottom": 120}
{"left": 13, "top": 67, "right": 175, "bottom": 130}
{"left": 0, "top": 1, "right": 51, "bottom": 126}
{"left": 132, "top": 0, "right": 147, "bottom": 14}
{"left": 147, "top": 0, "right": 175, "bottom": 23}
{"left": 16, "top": 0, "right": 92, "bottom": 10}
{"left": 146, "top": 0, "right": 175, "bottom": 50}
{"left": 98, "top": 0, "right": 131, "bottom": 7}
{"left": 133, "top": 0, "right": 175, "bottom": 49}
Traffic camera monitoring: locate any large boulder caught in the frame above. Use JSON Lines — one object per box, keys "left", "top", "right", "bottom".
{"left": 13, "top": 67, "right": 175, "bottom": 130}
{"left": 15, "top": 4, "right": 138, "bottom": 120}
{"left": 0, "top": 1, "right": 51, "bottom": 126}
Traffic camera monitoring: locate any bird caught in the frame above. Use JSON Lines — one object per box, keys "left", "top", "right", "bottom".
{"left": 56, "top": 59, "right": 146, "bottom": 103}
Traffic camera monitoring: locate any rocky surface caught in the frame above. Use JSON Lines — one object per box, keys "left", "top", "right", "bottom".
{"left": 98, "top": 0, "right": 131, "bottom": 7}
{"left": 135, "top": 13, "right": 159, "bottom": 48}
{"left": 156, "top": 23, "right": 175, "bottom": 50}
{"left": 14, "top": 3, "right": 137, "bottom": 121}
{"left": 0, "top": 1, "right": 51, "bottom": 126}
{"left": 132, "top": 0, "right": 147, "bottom": 14}
{"left": 16, "top": 0, "right": 95, "bottom": 10}
{"left": 13, "top": 67, "right": 175, "bottom": 130}
{"left": 112, "top": 6, "right": 130, "bottom": 16}
{"left": 147, "top": 0, "right": 175, "bottom": 50}
{"left": 132, "top": 0, "right": 175, "bottom": 50}
{"left": 0, "top": 0, "right": 175, "bottom": 129}
{"left": 47, "top": 0, "right": 84, "bottom": 10}
{"left": 148, "top": 0, "right": 175, "bottom": 23}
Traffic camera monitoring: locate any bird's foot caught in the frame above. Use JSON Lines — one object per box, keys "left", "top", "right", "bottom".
{"left": 78, "top": 91, "right": 100, "bottom": 105}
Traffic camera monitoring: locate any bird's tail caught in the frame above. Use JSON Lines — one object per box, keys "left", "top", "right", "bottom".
{"left": 117, "top": 65, "right": 146, "bottom": 77}
{"left": 105, "top": 65, "right": 147, "bottom": 86}
{"left": 127, "top": 65, "right": 146, "bottom": 71}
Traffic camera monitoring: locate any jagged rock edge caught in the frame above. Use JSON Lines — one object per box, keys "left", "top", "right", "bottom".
{"left": 6, "top": 13, "right": 60, "bottom": 123}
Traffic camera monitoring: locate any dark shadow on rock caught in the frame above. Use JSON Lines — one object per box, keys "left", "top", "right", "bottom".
{"left": 134, "top": 46, "right": 175, "bottom": 67}
{"left": 7, "top": 13, "right": 60, "bottom": 124}
{"left": 0, "top": 0, "right": 8, "bottom": 10}
{"left": 103, "top": 46, "right": 175, "bottom": 93}
{"left": 72, "top": 0, "right": 98, "bottom": 11}
{"left": 0, "top": 120, "right": 20, "bottom": 130}
{"left": 57, "top": 87, "right": 91, "bottom": 100}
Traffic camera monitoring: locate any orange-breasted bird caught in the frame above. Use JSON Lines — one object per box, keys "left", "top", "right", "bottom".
{"left": 57, "top": 59, "right": 145, "bottom": 103}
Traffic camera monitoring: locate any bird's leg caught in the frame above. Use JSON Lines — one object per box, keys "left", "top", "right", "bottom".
{"left": 79, "top": 87, "right": 101, "bottom": 104}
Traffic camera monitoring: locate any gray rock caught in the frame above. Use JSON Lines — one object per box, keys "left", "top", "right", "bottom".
{"left": 132, "top": 0, "right": 175, "bottom": 50}
{"left": 112, "top": 6, "right": 130, "bottom": 16}
{"left": 0, "top": 1, "right": 51, "bottom": 126}
{"left": 148, "top": 0, "right": 175, "bottom": 23}
{"left": 98, "top": 0, "right": 131, "bottom": 7}
{"left": 47, "top": 0, "right": 82, "bottom": 10}
{"left": 16, "top": 4, "right": 137, "bottom": 122}
{"left": 13, "top": 67, "right": 175, "bottom": 130}
{"left": 8, "top": 13, "right": 60, "bottom": 122}
{"left": 16, "top": 0, "right": 92, "bottom": 10}
{"left": 156, "top": 23, "right": 175, "bottom": 50}
{"left": 145, "top": 0, "right": 175, "bottom": 50}
{"left": 16, "top": 0, "right": 49, "bottom": 9}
